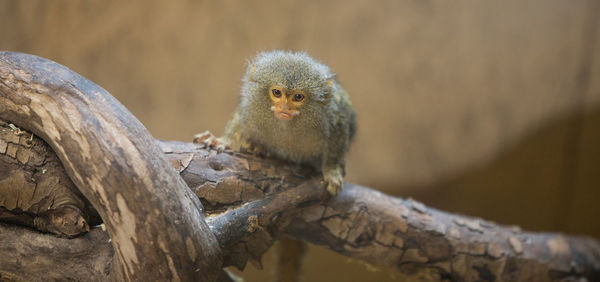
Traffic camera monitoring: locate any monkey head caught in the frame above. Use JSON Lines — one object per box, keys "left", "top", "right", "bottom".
{"left": 241, "top": 51, "right": 335, "bottom": 122}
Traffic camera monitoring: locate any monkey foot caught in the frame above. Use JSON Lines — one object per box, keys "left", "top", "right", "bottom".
{"left": 193, "top": 130, "right": 230, "bottom": 152}
{"left": 323, "top": 167, "right": 344, "bottom": 196}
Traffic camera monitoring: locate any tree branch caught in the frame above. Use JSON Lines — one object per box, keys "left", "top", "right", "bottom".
{"left": 164, "top": 140, "right": 600, "bottom": 281}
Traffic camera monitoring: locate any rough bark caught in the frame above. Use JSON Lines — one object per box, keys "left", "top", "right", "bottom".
{"left": 166, "top": 141, "right": 600, "bottom": 282}
{"left": 0, "top": 51, "right": 599, "bottom": 281}
{"left": 0, "top": 52, "right": 222, "bottom": 281}
{"left": 0, "top": 120, "right": 99, "bottom": 237}
{"left": 0, "top": 223, "right": 112, "bottom": 281}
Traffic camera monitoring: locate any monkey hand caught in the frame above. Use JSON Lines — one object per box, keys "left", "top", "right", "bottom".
{"left": 323, "top": 166, "right": 344, "bottom": 196}
{"left": 193, "top": 130, "right": 230, "bottom": 152}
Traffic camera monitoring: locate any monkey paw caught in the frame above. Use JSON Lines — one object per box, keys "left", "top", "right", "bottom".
{"left": 193, "top": 130, "right": 230, "bottom": 152}
{"left": 324, "top": 167, "right": 344, "bottom": 196}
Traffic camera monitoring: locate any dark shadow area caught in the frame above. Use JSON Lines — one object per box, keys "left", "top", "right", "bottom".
{"left": 391, "top": 106, "right": 600, "bottom": 238}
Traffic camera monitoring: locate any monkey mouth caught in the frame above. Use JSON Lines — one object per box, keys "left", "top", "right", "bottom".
{"left": 275, "top": 111, "right": 296, "bottom": 120}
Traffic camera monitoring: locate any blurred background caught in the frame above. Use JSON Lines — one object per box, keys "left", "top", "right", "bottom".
{"left": 1, "top": 0, "right": 599, "bottom": 281}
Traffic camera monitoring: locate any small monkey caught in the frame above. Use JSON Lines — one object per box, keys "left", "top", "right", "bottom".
{"left": 196, "top": 51, "right": 356, "bottom": 282}
{"left": 197, "top": 50, "right": 355, "bottom": 194}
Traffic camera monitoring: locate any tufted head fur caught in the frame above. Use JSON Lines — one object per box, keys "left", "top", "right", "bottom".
{"left": 241, "top": 50, "right": 335, "bottom": 104}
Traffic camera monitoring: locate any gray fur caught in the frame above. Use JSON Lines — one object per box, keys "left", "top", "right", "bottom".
{"left": 224, "top": 50, "right": 356, "bottom": 194}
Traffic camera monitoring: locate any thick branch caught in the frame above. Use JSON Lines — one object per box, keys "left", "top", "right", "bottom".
{"left": 0, "top": 52, "right": 221, "bottom": 281}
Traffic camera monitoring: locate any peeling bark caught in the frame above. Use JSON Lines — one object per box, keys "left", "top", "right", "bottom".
{"left": 0, "top": 52, "right": 599, "bottom": 281}
{"left": 0, "top": 120, "right": 98, "bottom": 237}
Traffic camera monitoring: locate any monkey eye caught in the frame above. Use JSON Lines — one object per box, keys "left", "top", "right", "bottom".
{"left": 293, "top": 93, "right": 304, "bottom": 102}
{"left": 272, "top": 89, "right": 282, "bottom": 97}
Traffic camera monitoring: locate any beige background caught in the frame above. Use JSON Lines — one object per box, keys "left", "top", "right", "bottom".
{"left": 1, "top": 1, "right": 599, "bottom": 281}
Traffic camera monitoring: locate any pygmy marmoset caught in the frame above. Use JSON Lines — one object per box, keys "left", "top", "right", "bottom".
{"left": 197, "top": 50, "right": 356, "bottom": 195}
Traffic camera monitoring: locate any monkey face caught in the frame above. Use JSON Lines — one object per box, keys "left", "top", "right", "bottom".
{"left": 268, "top": 85, "right": 306, "bottom": 120}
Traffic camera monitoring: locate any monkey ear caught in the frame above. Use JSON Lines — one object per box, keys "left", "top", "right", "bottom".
{"left": 248, "top": 65, "right": 257, "bottom": 82}
{"left": 320, "top": 79, "right": 335, "bottom": 101}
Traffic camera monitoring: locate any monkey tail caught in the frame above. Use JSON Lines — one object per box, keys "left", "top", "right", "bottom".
{"left": 273, "top": 239, "right": 306, "bottom": 282}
